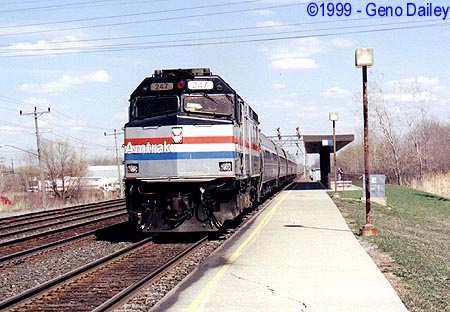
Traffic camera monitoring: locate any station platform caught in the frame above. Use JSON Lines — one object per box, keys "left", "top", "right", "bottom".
{"left": 152, "top": 182, "right": 408, "bottom": 312}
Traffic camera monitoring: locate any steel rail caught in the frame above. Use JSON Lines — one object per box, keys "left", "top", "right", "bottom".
{"left": 0, "top": 221, "right": 128, "bottom": 264}
{"left": 0, "top": 211, "right": 126, "bottom": 249}
{"left": 0, "top": 182, "right": 294, "bottom": 311}
{"left": 92, "top": 236, "right": 208, "bottom": 312}
{"left": 0, "top": 198, "right": 124, "bottom": 227}
{"left": 0, "top": 235, "right": 156, "bottom": 311}
{"left": 0, "top": 200, "right": 124, "bottom": 232}
{"left": 0, "top": 204, "right": 125, "bottom": 240}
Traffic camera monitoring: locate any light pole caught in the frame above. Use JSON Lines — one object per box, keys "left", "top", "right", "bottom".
{"left": 329, "top": 112, "right": 338, "bottom": 196}
{"left": 355, "top": 48, "right": 378, "bottom": 236}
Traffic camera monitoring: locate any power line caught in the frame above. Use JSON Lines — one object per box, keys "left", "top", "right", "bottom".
{"left": 49, "top": 131, "right": 112, "bottom": 149}
{"left": 2, "top": 0, "right": 444, "bottom": 58}
{"left": 0, "top": 120, "right": 34, "bottom": 129}
{"left": 0, "top": 0, "right": 171, "bottom": 13}
{"left": 0, "top": 16, "right": 373, "bottom": 50}
{"left": 0, "top": 94, "right": 32, "bottom": 106}
{"left": 0, "top": 0, "right": 114, "bottom": 14}
{"left": 8, "top": 18, "right": 447, "bottom": 53}
{"left": 2, "top": 18, "right": 448, "bottom": 57}
{"left": 0, "top": 2, "right": 300, "bottom": 37}
{"left": 0, "top": 94, "right": 118, "bottom": 135}
{"left": 50, "top": 108, "right": 114, "bottom": 131}
{"left": 0, "top": 0, "right": 262, "bottom": 29}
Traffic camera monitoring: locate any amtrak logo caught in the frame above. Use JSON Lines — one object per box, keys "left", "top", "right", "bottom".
{"left": 124, "top": 141, "right": 171, "bottom": 154}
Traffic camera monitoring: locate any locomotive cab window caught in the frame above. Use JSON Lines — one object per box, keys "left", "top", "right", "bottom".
{"left": 184, "top": 94, "right": 234, "bottom": 117}
{"left": 130, "top": 96, "right": 178, "bottom": 120}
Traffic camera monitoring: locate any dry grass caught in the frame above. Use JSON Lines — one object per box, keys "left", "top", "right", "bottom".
{"left": 0, "top": 190, "right": 120, "bottom": 213}
{"left": 410, "top": 172, "right": 450, "bottom": 199}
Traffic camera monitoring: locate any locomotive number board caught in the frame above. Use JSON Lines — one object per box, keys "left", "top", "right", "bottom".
{"left": 188, "top": 80, "right": 214, "bottom": 90}
{"left": 150, "top": 82, "right": 174, "bottom": 91}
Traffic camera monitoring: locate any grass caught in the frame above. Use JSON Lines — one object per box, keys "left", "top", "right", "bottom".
{"left": 331, "top": 185, "right": 450, "bottom": 312}
{"left": 0, "top": 190, "right": 120, "bottom": 213}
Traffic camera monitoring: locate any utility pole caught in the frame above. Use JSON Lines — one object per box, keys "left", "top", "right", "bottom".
{"left": 20, "top": 107, "right": 50, "bottom": 209}
{"left": 104, "top": 129, "right": 124, "bottom": 198}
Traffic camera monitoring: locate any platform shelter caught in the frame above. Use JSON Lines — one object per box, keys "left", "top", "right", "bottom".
{"left": 303, "top": 134, "right": 354, "bottom": 188}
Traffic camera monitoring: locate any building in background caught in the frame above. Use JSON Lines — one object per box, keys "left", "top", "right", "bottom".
{"left": 82, "top": 165, "right": 124, "bottom": 192}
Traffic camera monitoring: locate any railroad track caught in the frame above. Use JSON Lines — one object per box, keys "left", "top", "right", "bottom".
{"left": 0, "top": 218, "right": 128, "bottom": 263}
{"left": 0, "top": 185, "right": 294, "bottom": 311}
{"left": 0, "top": 199, "right": 123, "bottom": 227}
{"left": 0, "top": 200, "right": 128, "bottom": 263}
{"left": 0, "top": 235, "right": 208, "bottom": 312}
{"left": 0, "top": 199, "right": 125, "bottom": 240}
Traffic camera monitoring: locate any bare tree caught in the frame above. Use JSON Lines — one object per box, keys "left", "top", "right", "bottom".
{"left": 89, "top": 155, "right": 118, "bottom": 166}
{"left": 423, "top": 120, "right": 450, "bottom": 173}
{"left": 370, "top": 78, "right": 407, "bottom": 185}
{"left": 41, "top": 139, "right": 87, "bottom": 200}
{"left": 0, "top": 152, "right": 39, "bottom": 193}
{"left": 403, "top": 83, "right": 433, "bottom": 179}
{"left": 337, "top": 134, "right": 364, "bottom": 175}
{"left": 15, "top": 166, "right": 40, "bottom": 192}
{"left": 344, "top": 74, "right": 440, "bottom": 185}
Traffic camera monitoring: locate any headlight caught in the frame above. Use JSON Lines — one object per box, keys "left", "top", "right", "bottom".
{"left": 172, "top": 127, "right": 183, "bottom": 144}
{"left": 127, "top": 164, "right": 139, "bottom": 173}
{"left": 219, "top": 162, "right": 232, "bottom": 172}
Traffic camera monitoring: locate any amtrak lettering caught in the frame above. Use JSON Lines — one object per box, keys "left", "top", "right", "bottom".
{"left": 124, "top": 141, "right": 171, "bottom": 154}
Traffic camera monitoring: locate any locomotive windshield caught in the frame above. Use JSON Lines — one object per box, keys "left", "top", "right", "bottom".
{"left": 184, "top": 94, "right": 234, "bottom": 117}
{"left": 129, "top": 93, "right": 234, "bottom": 121}
{"left": 130, "top": 96, "right": 178, "bottom": 120}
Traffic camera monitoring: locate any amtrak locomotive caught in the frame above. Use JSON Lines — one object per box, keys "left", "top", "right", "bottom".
{"left": 124, "top": 68, "right": 296, "bottom": 232}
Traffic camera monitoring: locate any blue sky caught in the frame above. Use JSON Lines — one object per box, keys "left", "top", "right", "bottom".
{"left": 0, "top": 0, "right": 449, "bottom": 166}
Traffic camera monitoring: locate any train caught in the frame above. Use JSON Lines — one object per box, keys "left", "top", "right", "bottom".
{"left": 124, "top": 68, "right": 296, "bottom": 232}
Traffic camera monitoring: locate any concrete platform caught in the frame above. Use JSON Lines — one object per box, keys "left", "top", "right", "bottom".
{"left": 152, "top": 182, "right": 408, "bottom": 312}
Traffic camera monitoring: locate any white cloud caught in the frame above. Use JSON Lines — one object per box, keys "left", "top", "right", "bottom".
{"left": 328, "top": 38, "right": 353, "bottom": 49}
{"left": 270, "top": 58, "right": 318, "bottom": 70}
{"left": 261, "top": 37, "right": 353, "bottom": 71}
{"left": 258, "top": 10, "right": 275, "bottom": 16}
{"left": 261, "top": 92, "right": 304, "bottom": 109}
{"left": 270, "top": 99, "right": 297, "bottom": 108}
{"left": 273, "top": 83, "right": 286, "bottom": 89}
{"left": 17, "top": 97, "right": 51, "bottom": 112}
{"left": 88, "top": 70, "right": 110, "bottom": 83}
{"left": 265, "top": 37, "right": 322, "bottom": 60}
{"left": 257, "top": 20, "right": 284, "bottom": 27}
{"left": 320, "top": 87, "right": 352, "bottom": 98}
{"left": 24, "top": 97, "right": 50, "bottom": 106}
{"left": 19, "top": 70, "right": 110, "bottom": 94}
{"left": 303, "top": 104, "right": 317, "bottom": 112}
{"left": 1, "top": 35, "right": 90, "bottom": 57}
